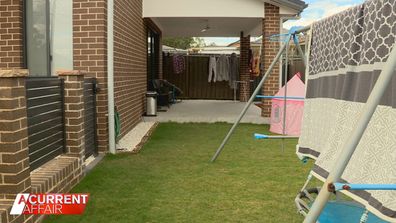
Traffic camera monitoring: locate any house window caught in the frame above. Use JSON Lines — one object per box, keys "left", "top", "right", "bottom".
{"left": 25, "top": 0, "right": 51, "bottom": 76}
{"left": 147, "top": 29, "right": 160, "bottom": 90}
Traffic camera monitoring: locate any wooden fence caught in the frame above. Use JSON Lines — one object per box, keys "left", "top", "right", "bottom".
{"left": 164, "top": 55, "right": 305, "bottom": 100}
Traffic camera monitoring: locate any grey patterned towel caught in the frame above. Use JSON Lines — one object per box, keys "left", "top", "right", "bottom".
{"left": 297, "top": 0, "right": 396, "bottom": 221}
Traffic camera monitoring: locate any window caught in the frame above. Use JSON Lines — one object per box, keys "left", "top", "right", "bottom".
{"left": 25, "top": 0, "right": 51, "bottom": 76}
{"left": 24, "top": 0, "right": 73, "bottom": 76}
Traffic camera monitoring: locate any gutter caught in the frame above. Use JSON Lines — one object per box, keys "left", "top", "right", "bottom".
{"left": 107, "top": 0, "right": 116, "bottom": 154}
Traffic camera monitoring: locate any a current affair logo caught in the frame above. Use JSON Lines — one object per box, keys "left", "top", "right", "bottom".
{"left": 10, "top": 194, "right": 89, "bottom": 215}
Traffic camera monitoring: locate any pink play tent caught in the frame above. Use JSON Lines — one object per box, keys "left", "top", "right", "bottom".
{"left": 270, "top": 73, "right": 305, "bottom": 136}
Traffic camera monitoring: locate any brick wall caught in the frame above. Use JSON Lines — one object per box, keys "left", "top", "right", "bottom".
{"left": 0, "top": 0, "right": 24, "bottom": 69}
{"left": 0, "top": 70, "right": 85, "bottom": 223}
{"left": 113, "top": 0, "right": 147, "bottom": 138}
{"left": 239, "top": 34, "right": 251, "bottom": 102}
{"left": 73, "top": 0, "right": 108, "bottom": 152}
{"left": 261, "top": 3, "right": 281, "bottom": 117}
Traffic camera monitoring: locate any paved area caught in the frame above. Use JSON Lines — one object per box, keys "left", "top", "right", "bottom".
{"left": 144, "top": 100, "right": 269, "bottom": 124}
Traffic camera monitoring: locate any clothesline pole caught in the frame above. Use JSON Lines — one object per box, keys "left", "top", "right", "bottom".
{"left": 210, "top": 34, "right": 292, "bottom": 162}
{"left": 304, "top": 45, "right": 396, "bottom": 223}
{"left": 294, "top": 35, "right": 307, "bottom": 68}
{"left": 281, "top": 37, "right": 290, "bottom": 152}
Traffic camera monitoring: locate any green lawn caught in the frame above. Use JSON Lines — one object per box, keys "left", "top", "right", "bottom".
{"left": 46, "top": 123, "right": 312, "bottom": 223}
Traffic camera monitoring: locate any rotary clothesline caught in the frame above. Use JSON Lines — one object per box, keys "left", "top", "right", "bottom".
{"left": 210, "top": 25, "right": 309, "bottom": 163}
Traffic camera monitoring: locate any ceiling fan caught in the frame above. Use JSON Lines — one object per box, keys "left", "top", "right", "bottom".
{"left": 201, "top": 21, "right": 210, "bottom": 33}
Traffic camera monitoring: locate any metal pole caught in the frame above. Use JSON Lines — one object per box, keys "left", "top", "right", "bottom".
{"left": 304, "top": 45, "right": 396, "bottom": 223}
{"left": 210, "top": 35, "right": 292, "bottom": 162}
{"left": 254, "top": 134, "right": 299, "bottom": 139}
{"left": 107, "top": 0, "right": 116, "bottom": 154}
{"left": 294, "top": 35, "right": 307, "bottom": 68}
{"left": 256, "top": 95, "right": 304, "bottom": 100}
{"left": 281, "top": 39, "right": 290, "bottom": 152}
{"left": 333, "top": 183, "right": 396, "bottom": 191}
{"left": 294, "top": 25, "right": 311, "bottom": 35}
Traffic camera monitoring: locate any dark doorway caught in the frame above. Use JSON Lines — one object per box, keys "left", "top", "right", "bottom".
{"left": 147, "top": 29, "right": 160, "bottom": 91}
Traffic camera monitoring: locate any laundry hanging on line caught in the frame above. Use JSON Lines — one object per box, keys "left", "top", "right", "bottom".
{"left": 208, "top": 56, "right": 217, "bottom": 82}
{"left": 216, "top": 55, "right": 230, "bottom": 82}
{"left": 208, "top": 54, "right": 240, "bottom": 85}
{"left": 229, "top": 53, "right": 239, "bottom": 89}
{"left": 173, "top": 54, "right": 185, "bottom": 74}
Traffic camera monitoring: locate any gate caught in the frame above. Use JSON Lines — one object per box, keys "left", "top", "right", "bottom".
{"left": 83, "top": 78, "right": 98, "bottom": 159}
{"left": 26, "top": 77, "right": 65, "bottom": 170}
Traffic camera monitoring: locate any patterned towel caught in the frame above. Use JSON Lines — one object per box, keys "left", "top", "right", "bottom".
{"left": 297, "top": 0, "right": 396, "bottom": 221}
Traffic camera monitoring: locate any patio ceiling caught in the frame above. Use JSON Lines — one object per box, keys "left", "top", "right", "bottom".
{"left": 151, "top": 17, "right": 263, "bottom": 38}
{"left": 143, "top": 0, "right": 306, "bottom": 38}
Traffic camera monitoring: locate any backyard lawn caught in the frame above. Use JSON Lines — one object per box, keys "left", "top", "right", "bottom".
{"left": 46, "top": 123, "right": 312, "bottom": 223}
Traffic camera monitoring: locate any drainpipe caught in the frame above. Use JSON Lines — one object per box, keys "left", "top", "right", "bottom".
{"left": 107, "top": 0, "right": 116, "bottom": 154}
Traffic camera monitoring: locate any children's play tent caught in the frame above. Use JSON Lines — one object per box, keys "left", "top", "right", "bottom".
{"left": 270, "top": 73, "right": 305, "bottom": 136}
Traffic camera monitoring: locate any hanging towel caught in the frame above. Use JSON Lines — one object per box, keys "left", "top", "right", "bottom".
{"left": 216, "top": 55, "right": 230, "bottom": 82}
{"left": 297, "top": 0, "right": 396, "bottom": 221}
{"left": 229, "top": 53, "right": 239, "bottom": 89}
{"left": 173, "top": 54, "right": 185, "bottom": 74}
{"left": 208, "top": 56, "right": 217, "bottom": 82}
{"left": 252, "top": 56, "right": 260, "bottom": 76}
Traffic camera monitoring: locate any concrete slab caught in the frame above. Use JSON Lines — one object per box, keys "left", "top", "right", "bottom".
{"left": 144, "top": 100, "right": 269, "bottom": 124}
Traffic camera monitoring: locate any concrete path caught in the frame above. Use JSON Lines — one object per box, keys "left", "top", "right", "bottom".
{"left": 117, "top": 121, "right": 157, "bottom": 152}
{"left": 144, "top": 100, "right": 269, "bottom": 124}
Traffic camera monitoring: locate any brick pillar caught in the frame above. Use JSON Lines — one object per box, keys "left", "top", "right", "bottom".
{"left": 261, "top": 3, "right": 280, "bottom": 117}
{"left": 0, "top": 0, "right": 24, "bottom": 69}
{"left": 239, "top": 33, "right": 251, "bottom": 102}
{"left": 57, "top": 70, "right": 86, "bottom": 165}
{"left": 0, "top": 69, "right": 31, "bottom": 200}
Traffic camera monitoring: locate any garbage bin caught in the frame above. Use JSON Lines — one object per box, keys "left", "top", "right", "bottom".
{"left": 146, "top": 91, "right": 157, "bottom": 116}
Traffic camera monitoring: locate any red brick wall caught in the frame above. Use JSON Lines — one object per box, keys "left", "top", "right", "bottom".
{"left": 261, "top": 3, "right": 280, "bottom": 117}
{"left": 73, "top": 0, "right": 108, "bottom": 152}
{"left": 0, "top": 0, "right": 24, "bottom": 69}
{"left": 239, "top": 34, "right": 251, "bottom": 102}
{"left": 114, "top": 0, "right": 147, "bottom": 138}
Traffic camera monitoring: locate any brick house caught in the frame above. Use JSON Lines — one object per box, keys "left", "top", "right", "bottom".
{"left": 0, "top": 0, "right": 306, "bottom": 222}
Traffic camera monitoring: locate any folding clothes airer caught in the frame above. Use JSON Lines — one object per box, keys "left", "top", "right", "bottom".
{"left": 210, "top": 5, "right": 396, "bottom": 220}
{"left": 296, "top": 0, "right": 396, "bottom": 221}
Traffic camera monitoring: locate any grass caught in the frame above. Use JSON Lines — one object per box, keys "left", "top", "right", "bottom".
{"left": 45, "top": 123, "right": 312, "bottom": 223}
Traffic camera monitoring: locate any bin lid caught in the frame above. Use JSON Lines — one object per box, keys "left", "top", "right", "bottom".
{"left": 146, "top": 91, "right": 157, "bottom": 96}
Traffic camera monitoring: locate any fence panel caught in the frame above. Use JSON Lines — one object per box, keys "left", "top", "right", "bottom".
{"left": 26, "top": 77, "right": 65, "bottom": 170}
{"left": 83, "top": 78, "right": 98, "bottom": 159}
{"left": 163, "top": 55, "right": 235, "bottom": 100}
